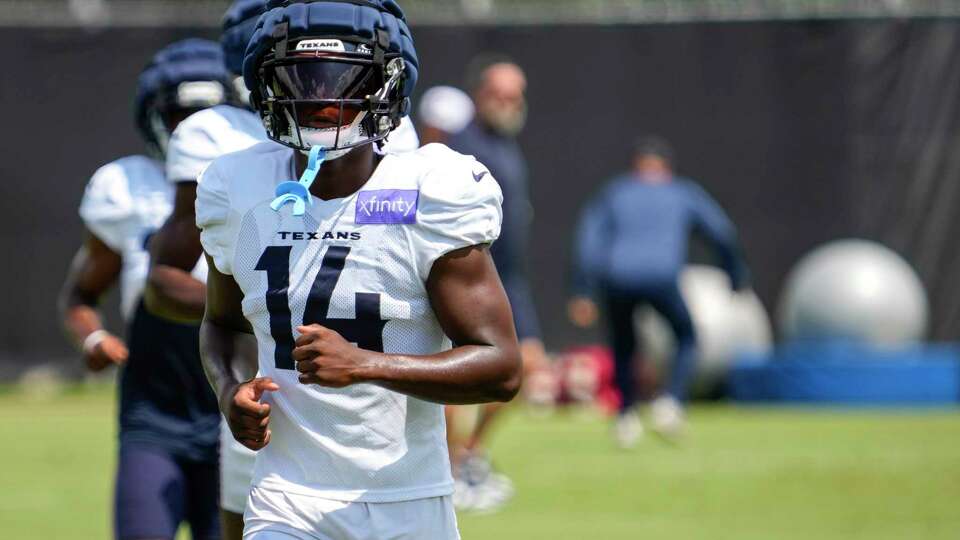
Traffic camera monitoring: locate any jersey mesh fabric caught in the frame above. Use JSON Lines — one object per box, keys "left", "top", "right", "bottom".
{"left": 79, "top": 155, "right": 172, "bottom": 320}
{"left": 197, "top": 142, "right": 502, "bottom": 502}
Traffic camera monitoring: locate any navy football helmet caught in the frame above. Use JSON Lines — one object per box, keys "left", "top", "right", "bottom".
{"left": 135, "top": 39, "right": 234, "bottom": 156}
{"left": 222, "top": 0, "right": 270, "bottom": 107}
{"left": 242, "top": 0, "right": 419, "bottom": 157}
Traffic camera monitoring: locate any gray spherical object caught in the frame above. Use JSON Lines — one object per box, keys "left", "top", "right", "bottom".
{"left": 778, "top": 239, "right": 928, "bottom": 345}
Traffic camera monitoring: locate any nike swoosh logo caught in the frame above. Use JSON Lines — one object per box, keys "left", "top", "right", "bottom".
{"left": 473, "top": 170, "right": 489, "bottom": 182}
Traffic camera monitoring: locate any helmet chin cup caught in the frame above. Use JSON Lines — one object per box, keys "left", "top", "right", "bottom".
{"left": 300, "top": 145, "right": 353, "bottom": 160}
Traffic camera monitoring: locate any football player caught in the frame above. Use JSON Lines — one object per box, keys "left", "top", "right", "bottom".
{"left": 58, "top": 39, "right": 232, "bottom": 540}
{"left": 143, "top": 4, "right": 273, "bottom": 538}
{"left": 195, "top": 1, "right": 522, "bottom": 538}
{"left": 144, "top": 2, "right": 420, "bottom": 536}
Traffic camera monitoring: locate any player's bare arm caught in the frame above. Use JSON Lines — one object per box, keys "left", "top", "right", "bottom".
{"left": 59, "top": 232, "right": 129, "bottom": 371}
{"left": 201, "top": 255, "right": 278, "bottom": 451}
{"left": 293, "top": 243, "right": 522, "bottom": 404}
{"left": 144, "top": 182, "right": 206, "bottom": 321}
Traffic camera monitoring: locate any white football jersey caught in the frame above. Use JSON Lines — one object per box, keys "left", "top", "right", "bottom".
{"left": 196, "top": 142, "right": 502, "bottom": 502}
{"left": 79, "top": 156, "right": 210, "bottom": 320}
{"left": 79, "top": 156, "right": 174, "bottom": 320}
{"left": 172, "top": 105, "right": 421, "bottom": 505}
{"left": 166, "top": 104, "right": 267, "bottom": 184}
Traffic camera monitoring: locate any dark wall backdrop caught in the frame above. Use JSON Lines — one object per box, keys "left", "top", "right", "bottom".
{"left": 2, "top": 20, "right": 957, "bottom": 375}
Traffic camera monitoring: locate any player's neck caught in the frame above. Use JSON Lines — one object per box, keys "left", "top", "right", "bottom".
{"left": 297, "top": 145, "right": 381, "bottom": 201}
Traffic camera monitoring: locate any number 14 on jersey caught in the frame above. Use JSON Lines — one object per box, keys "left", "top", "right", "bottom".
{"left": 255, "top": 245, "right": 387, "bottom": 369}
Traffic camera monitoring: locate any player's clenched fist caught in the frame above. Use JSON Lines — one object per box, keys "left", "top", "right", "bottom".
{"left": 293, "top": 325, "right": 370, "bottom": 388}
{"left": 223, "top": 377, "right": 279, "bottom": 451}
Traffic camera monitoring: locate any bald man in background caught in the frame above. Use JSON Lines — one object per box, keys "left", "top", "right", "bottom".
{"left": 446, "top": 56, "right": 546, "bottom": 512}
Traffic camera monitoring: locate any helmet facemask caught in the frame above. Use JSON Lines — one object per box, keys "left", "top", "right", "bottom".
{"left": 256, "top": 30, "right": 408, "bottom": 159}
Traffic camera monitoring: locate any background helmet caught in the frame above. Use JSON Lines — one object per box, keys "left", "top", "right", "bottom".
{"left": 242, "top": 0, "right": 419, "bottom": 156}
{"left": 222, "top": 0, "right": 270, "bottom": 106}
{"left": 134, "top": 38, "right": 234, "bottom": 156}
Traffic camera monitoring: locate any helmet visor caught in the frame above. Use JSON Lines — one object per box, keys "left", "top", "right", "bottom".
{"left": 270, "top": 59, "right": 378, "bottom": 129}
{"left": 272, "top": 59, "right": 378, "bottom": 101}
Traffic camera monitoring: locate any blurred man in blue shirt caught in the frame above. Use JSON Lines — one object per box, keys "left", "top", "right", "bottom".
{"left": 569, "top": 137, "right": 747, "bottom": 446}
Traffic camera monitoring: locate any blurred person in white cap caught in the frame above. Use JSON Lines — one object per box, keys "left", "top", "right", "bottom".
{"left": 446, "top": 54, "right": 548, "bottom": 513}
{"left": 417, "top": 85, "right": 475, "bottom": 145}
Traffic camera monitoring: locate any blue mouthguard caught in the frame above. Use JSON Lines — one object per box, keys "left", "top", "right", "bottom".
{"left": 270, "top": 146, "right": 326, "bottom": 216}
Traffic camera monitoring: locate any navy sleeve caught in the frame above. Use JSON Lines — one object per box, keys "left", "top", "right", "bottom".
{"left": 571, "top": 186, "right": 614, "bottom": 297}
{"left": 684, "top": 181, "right": 748, "bottom": 289}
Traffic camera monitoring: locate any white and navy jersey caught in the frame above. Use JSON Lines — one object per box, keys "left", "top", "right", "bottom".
{"left": 79, "top": 155, "right": 173, "bottom": 320}
{"left": 196, "top": 142, "right": 502, "bottom": 502}
{"left": 166, "top": 104, "right": 268, "bottom": 184}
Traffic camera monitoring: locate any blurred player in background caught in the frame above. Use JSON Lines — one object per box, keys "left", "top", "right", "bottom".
{"left": 417, "top": 85, "right": 475, "bottom": 145}
{"left": 143, "top": 3, "right": 271, "bottom": 537}
{"left": 446, "top": 55, "right": 547, "bottom": 511}
{"left": 568, "top": 136, "right": 748, "bottom": 447}
{"left": 58, "top": 39, "right": 232, "bottom": 540}
{"left": 196, "top": 1, "right": 521, "bottom": 537}
{"left": 144, "top": 2, "right": 421, "bottom": 535}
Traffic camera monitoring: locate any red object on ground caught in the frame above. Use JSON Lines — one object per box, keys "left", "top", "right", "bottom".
{"left": 555, "top": 345, "right": 621, "bottom": 415}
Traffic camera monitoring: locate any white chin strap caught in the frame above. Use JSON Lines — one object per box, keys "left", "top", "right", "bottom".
{"left": 284, "top": 109, "right": 369, "bottom": 160}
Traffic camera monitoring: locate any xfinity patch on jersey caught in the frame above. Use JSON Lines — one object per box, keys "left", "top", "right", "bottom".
{"left": 355, "top": 190, "right": 419, "bottom": 224}
{"left": 295, "top": 39, "right": 346, "bottom": 53}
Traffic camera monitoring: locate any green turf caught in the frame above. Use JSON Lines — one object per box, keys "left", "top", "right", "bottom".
{"left": 2, "top": 385, "right": 958, "bottom": 539}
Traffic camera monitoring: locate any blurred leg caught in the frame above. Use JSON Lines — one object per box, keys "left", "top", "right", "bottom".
{"left": 445, "top": 404, "right": 472, "bottom": 474}
{"left": 604, "top": 290, "right": 640, "bottom": 413}
{"left": 184, "top": 458, "right": 221, "bottom": 540}
{"left": 649, "top": 282, "right": 696, "bottom": 401}
{"left": 114, "top": 443, "right": 185, "bottom": 540}
{"left": 464, "top": 274, "right": 545, "bottom": 452}
{"left": 465, "top": 338, "right": 546, "bottom": 452}
{"left": 465, "top": 402, "right": 502, "bottom": 452}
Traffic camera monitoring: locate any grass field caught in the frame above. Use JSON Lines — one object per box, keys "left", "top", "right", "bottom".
{"left": 2, "top": 385, "right": 958, "bottom": 539}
